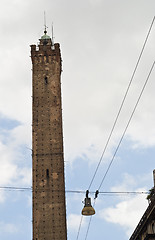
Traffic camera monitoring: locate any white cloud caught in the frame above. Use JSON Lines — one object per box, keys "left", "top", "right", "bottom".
{"left": 67, "top": 214, "right": 86, "bottom": 231}
{"left": 10, "top": 124, "right": 32, "bottom": 148}
{"left": 0, "top": 0, "right": 155, "bottom": 167}
{"left": 110, "top": 172, "right": 149, "bottom": 193}
{"left": 98, "top": 173, "right": 150, "bottom": 237}
{"left": 0, "top": 222, "right": 18, "bottom": 234}
{"left": 17, "top": 167, "right": 32, "bottom": 186}
{"left": 0, "top": 141, "right": 18, "bottom": 185}
{"left": 0, "top": 121, "right": 32, "bottom": 202}
{"left": 99, "top": 194, "right": 148, "bottom": 237}
{"left": 27, "top": 194, "right": 32, "bottom": 207}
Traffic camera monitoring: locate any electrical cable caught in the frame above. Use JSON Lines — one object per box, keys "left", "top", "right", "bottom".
{"left": 4, "top": 17, "right": 154, "bottom": 240}
{"left": 98, "top": 60, "right": 155, "bottom": 191}
{"left": 0, "top": 186, "right": 32, "bottom": 191}
{"left": 88, "top": 16, "right": 155, "bottom": 191}
{"left": 76, "top": 215, "right": 83, "bottom": 240}
{"left": 83, "top": 61, "right": 155, "bottom": 240}
{"left": 84, "top": 200, "right": 96, "bottom": 240}
{"left": 76, "top": 17, "right": 155, "bottom": 240}
{"left": 0, "top": 186, "right": 148, "bottom": 195}
{"left": 85, "top": 215, "right": 92, "bottom": 240}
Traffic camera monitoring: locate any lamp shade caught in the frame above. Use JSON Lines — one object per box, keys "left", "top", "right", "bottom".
{"left": 81, "top": 197, "right": 95, "bottom": 216}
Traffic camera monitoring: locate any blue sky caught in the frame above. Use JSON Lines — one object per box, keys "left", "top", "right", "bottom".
{"left": 0, "top": 0, "right": 155, "bottom": 239}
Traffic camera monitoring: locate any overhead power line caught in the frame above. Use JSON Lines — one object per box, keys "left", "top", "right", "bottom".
{"left": 0, "top": 186, "right": 149, "bottom": 195}
{"left": 88, "top": 16, "right": 155, "bottom": 191}
{"left": 76, "top": 215, "right": 83, "bottom": 240}
{"left": 0, "top": 186, "right": 32, "bottom": 191}
{"left": 76, "top": 16, "right": 155, "bottom": 240}
{"left": 84, "top": 199, "right": 96, "bottom": 240}
{"left": 84, "top": 61, "right": 155, "bottom": 240}
{"left": 98, "top": 60, "right": 155, "bottom": 191}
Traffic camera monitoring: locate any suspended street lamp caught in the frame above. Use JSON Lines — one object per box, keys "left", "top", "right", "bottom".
{"left": 81, "top": 190, "right": 95, "bottom": 216}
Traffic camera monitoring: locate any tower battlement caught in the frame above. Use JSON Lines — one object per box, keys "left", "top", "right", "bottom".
{"left": 30, "top": 40, "right": 61, "bottom": 71}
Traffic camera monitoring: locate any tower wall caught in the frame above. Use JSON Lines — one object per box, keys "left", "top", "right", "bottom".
{"left": 31, "top": 37, "right": 67, "bottom": 240}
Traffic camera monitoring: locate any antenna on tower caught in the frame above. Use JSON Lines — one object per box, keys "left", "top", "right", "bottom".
{"left": 51, "top": 22, "right": 55, "bottom": 49}
{"left": 44, "top": 11, "right": 48, "bottom": 34}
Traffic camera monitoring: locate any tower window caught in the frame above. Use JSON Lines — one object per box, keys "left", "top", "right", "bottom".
{"left": 44, "top": 76, "right": 48, "bottom": 84}
{"left": 46, "top": 169, "right": 49, "bottom": 178}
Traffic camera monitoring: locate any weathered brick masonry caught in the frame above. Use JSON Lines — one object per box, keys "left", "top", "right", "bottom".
{"left": 31, "top": 33, "right": 67, "bottom": 240}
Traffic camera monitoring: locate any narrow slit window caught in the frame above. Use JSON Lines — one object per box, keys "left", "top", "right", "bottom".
{"left": 44, "top": 76, "right": 48, "bottom": 84}
{"left": 46, "top": 169, "right": 49, "bottom": 178}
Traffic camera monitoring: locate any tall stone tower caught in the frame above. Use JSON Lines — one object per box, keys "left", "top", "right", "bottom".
{"left": 30, "top": 29, "right": 67, "bottom": 240}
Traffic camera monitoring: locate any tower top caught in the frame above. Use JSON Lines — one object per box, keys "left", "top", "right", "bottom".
{"left": 41, "top": 30, "right": 51, "bottom": 40}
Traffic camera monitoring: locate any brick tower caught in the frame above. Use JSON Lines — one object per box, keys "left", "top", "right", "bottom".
{"left": 31, "top": 29, "right": 67, "bottom": 240}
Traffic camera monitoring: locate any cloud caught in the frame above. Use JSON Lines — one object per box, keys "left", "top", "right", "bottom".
{"left": 67, "top": 214, "right": 86, "bottom": 231}
{"left": 98, "top": 173, "right": 150, "bottom": 237}
{"left": 0, "top": 141, "right": 18, "bottom": 185}
{"left": 9, "top": 124, "right": 31, "bottom": 148}
{"left": 0, "top": 222, "right": 18, "bottom": 234}
{"left": 110, "top": 172, "right": 151, "bottom": 193}
{"left": 0, "top": 0, "right": 155, "bottom": 167}
{"left": 18, "top": 167, "right": 32, "bottom": 186}
{"left": 99, "top": 194, "right": 148, "bottom": 237}
{"left": 0, "top": 119, "right": 32, "bottom": 203}
{"left": 27, "top": 194, "right": 32, "bottom": 207}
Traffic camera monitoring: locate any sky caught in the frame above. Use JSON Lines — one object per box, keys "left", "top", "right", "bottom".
{"left": 0, "top": 0, "right": 155, "bottom": 239}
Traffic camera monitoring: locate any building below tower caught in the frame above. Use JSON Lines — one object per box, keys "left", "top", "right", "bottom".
{"left": 129, "top": 170, "right": 155, "bottom": 240}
